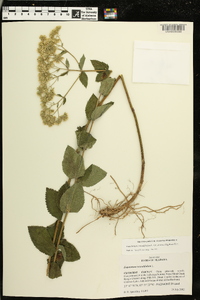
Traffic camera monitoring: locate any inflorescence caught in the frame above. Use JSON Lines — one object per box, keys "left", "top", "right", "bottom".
{"left": 37, "top": 26, "right": 68, "bottom": 126}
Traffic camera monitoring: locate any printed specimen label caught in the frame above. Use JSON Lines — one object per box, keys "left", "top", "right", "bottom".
{"left": 121, "top": 237, "right": 192, "bottom": 296}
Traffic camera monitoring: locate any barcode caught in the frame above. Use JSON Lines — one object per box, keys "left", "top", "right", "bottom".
{"left": 161, "top": 24, "right": 187, "bottom": 33}
{"left": 3, "top": 6, "right": 9, "bottom": 12}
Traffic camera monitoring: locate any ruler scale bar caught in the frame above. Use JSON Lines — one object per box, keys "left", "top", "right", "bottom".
{"left": 2, "top": 6, "right": 98, "bottom": 21}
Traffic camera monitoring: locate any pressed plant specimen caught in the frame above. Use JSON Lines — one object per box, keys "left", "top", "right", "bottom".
{"left": 28, "top": 26, "right": 183, "bottom": 279}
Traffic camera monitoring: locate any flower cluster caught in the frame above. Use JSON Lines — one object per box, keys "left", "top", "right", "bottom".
{"left": 37, "top": 26, "right": 68, "bottom": 126}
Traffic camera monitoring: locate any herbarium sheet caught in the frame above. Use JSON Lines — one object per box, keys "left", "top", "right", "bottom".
{"left": 2, "top": 21, "right": 193, "bottom": 298}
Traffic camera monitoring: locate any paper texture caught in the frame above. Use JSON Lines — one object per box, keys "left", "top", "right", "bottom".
{"left": 133, "top": 41, "right": 190, "bottom": 84}
{"left": 2, "top": 21, "right": 193, "bottom": 298}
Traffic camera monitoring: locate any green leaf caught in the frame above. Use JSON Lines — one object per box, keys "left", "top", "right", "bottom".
{"left": 57, "top": 182, "right": 70, "bottom": 202}
{"left": 62, "top": 146, "right": 85, "bottom": 179}
{"left": 60, "top": 182, "right": 85, "bottom": 213}
{"left": 49, "top": 262, "right": 62, "bottom": 279}
{"left": 96, "top": 70, "right": 112, "bottom": 82}
{"left": 47, "top": 221, "right": 64, "bottom": 244}
{"left": 28, "top": 226, "right": 56, "bottom": 256}
{"left": 45, "top": 188, "right": 62, "bottom": 220}
{"left": 91, "top": 102, "right": 114, "bottom": 121}
{"left": 63, "top": 97, "right": 66, "bottom": 105}
{"left": 79, "top": 54, "right": 86, "bottom": 70}
{"left": 76, "top": 128, "right": 96, "bottom": 150}
{"left": 65, "top": 58, "right": 70, "bottom": 68}
{"left": 60, "top": 50, "right": 67, "bottom": 55}
{"left": 80, "top": 164, "right": 107, "bottom": 187}
{"left": 91, "top": 60, "right": 109, "bottom": 72}
{"left": 60, "top": 71, "right": 68, "bottom": 76}
{"left": 85, "top": 94, "right": 98, "bottom": 120}
{"left": 79, "top": 71, "right": 88, "bottom": 88}
{"left": 60, "top": 239, "right": 80, "bottom": 262}
{"left": 99, "top": 77, "right": 115, "bottom": 96}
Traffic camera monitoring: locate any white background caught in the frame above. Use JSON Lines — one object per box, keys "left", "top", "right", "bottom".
{"left": 2, "top": 22, "right": 193, "bottom": 298}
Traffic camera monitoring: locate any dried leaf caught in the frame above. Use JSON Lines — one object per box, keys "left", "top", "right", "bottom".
{"left": 28, "top": 226, "right": 56, "bottom": 256}
{"left": 65, "top": 58, "right": 70, "bottom": 68}
{"left": 99, "top": 77, "right": 115, "bottom": 96}
{"left": 79, "top": 54, "right": 86, "bottom": 70}
{"left": 79, "top": 71, "right": 88, "bottom": 88}
{"left": 49, "top": 262, "right": 62, "bottom": 279}
{"left": 60, "top": 182, "right": 85, "bottom": 213}
{"left": 62, "top": 146, "right": 85, "bottom": 179}
{"left": 47, "top": 221, "right": 64, "bottom": 244}
{"left": 60, "top": 71, "right": 68, "bottom": 76}
{"left": 45, "top": 188, "right": 62, "bottom": 220}
{"left": 80, "top": 164, "right": 107, "bottom": 187}
{"left": 57, "top": 182, "right": 70, "bottom": 202}
{"left": 91, "top": 102, "right": 114, "bottom": 120}
{"left": 76, "top": 129, "right": 96, "bottom": 150}
{"left": 91, "top": 60, "right": 109, "bottom": 72}
{"left": 55, "top": 251, "right": 65, "bottom": 268}
{"left": 85, "top": 94, "right": 98, "bottom": 120}
{"left": 58, "top": 245, "right": 67, "bottom": 261}
{"left": 96, "top": 70, "right": 112, "bottom": 82}
{"left": 62, "top": 97, "right": 66, "bottom": 105}
{"left": 60, "top": 239, "right": 80, "bottom": 262}
{"left": 60, "top": 50, "right": 67, "bottom": 55}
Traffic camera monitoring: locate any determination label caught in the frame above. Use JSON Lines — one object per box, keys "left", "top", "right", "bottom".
{"left": 121, "top": 237, "right": 192, "bottom": 296}
{"left": 122, "top": 236, "right": 191, "bottom": 255}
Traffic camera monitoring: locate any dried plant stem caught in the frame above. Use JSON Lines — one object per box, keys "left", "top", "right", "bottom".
{"left": 63, "top": 74, "right": 81, "bottom": 98}
{"left": 46, "top": 220, "right": 61, "bottom": 276}
{"left": 53, "top": 212, "right": 69, "bottom": 262}
{"left": 46, "top": 212, "right": 69, "bottom": 276}
{"left": 77, "top": 75, "right": 183, "bottom": 237}
{"left": 99, "top": 74, "right": 145, "bottom": 213}
{"left": 46, "top": 86, "right": 110, "bottom": 273}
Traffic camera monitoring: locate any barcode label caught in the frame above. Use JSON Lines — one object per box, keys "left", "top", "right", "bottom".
{"left": 160, "top": 23, "right": 187, "bottom": 33}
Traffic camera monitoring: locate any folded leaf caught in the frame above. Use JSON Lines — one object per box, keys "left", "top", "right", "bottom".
{"left": 60, "top": 182, "right": 85, "bottom": 213}
{"left": 96, "top": 70, "right": 112, "bottom": 82}
{"left": 91, "top": 102, "right": 114, "bottom": 121}
{"left": 28, "top": 226, "right": 56, "bottom": 256}
{"left": 58, "top": 245, "right": 67, "bottom": 261}
{"left": 79, "top": 71, "right": 88, "bottom": 88}
{"left": 62, "top": 146, "right": 85, "bottom": 179}
{"left": 60, "top": 239, "right": 81, "bottom": 262}
{"left": 55, "top": 251, "right": 65, "bottom": 269}
{"left": 80, "top": 164, "right": 107, "bottom": 187}
{"left": 85, "top": 94, "right": 98, "bottom": 120}
{"left": 45, "top": 188, "right": 62, "bottom": 220}
{"left": 99, "top": 77, "right": 115, "bottom": 96}
{"left": 76, "top": 129, "right": 96, "bottom": 150}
